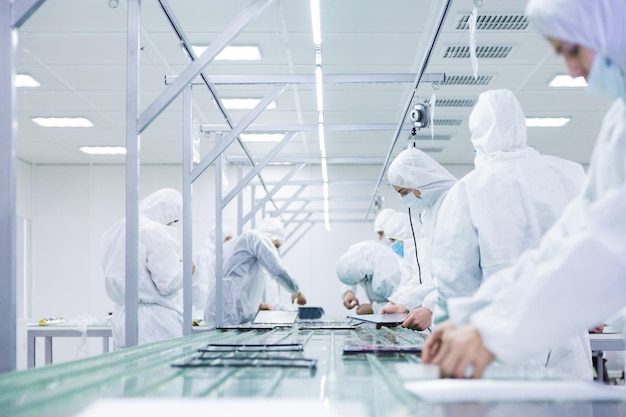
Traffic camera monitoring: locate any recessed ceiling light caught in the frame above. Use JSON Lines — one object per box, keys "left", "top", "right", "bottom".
{"left": 240, "top": 133, "right": 284, "bottom": 142}
{"left": 16, "top": 74, "right": 40, "bottom": 87}
{"left": 221, "top": 98, "right": 276, "bottom": 110}
{"left": 79, "top": 146, "right": 126, "bottom": 155}
{"left": 549, "top": 75, "right": 588, "bottom": 87}
{"left": 32, "top": 117, "right": 93, "bottom": 127}
{"left": 191, "top": 45, "right": 261, "bottom": 61}
{"left": 525, "top": 117, "right": 571, "bottom": 127}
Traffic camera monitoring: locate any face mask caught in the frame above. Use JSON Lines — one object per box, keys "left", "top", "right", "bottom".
{"left": 587, "top": 53, "right": 626, "bottom": 101}
{"left": 401, "top": 191, "right": 430, "bottom": 212}
{"left": 391, "top": 241, "right": 404, "bottom": 257}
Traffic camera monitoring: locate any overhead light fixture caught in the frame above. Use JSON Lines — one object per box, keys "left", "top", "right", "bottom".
{"left": 32, "top": 117, "right": 93, "bottom": 127}
{"left": 191, "top": 45, "right": 261, "bottom": 61}
{"left": 268, "top": 162, "right": 294, "bottom": 166}
{"left": 221, "top": 98, "right": 276, "bottom": 110}
{"left": 525, "top": 117, "right": 571, "bottom": 127}
{"left": 239, "top": 133, "right": 284, "bottom": 142}
{"left": 79, "top": 146, "right": 126, "bottom": 155}
{"left": 16, "top": 74, "right": 40, "bottom": 87}
{"left": 549, "top": 75, "right": 588, "bottom": 88}
{"left": 310, "top": 0, "right": 321, "bottom": 45}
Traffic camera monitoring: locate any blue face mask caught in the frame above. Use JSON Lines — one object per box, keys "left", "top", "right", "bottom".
{"left": 401, "top": 191, "right": 431, "bottom": 212}
{"left": 391, "top": 241, "right": 404, "bottom": 257}
{"left": 587, "top": 53, "right": 626, "bottom": 102}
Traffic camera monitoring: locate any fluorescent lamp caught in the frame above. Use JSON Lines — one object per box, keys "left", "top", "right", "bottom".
{"left": 321, "top": 157, "right": 328, "bottom": 182}
{"left": 525, "top": 117, "right": 571, "bottom": 127}
{"left": 79, "top": 146, "right": 126, "bottom": 155}
{"left": 221, "top": 98, "right": 276, "bottom": 110}
{"left": 318, "top": 123, "right": 326, "bottom": 157}
{"left": 549, "top": 75, "right": 588, "bottom": 88}
{"left": 268, "top": 162, "right": 294, "bottom": 166}
{"left": 16, "top": 74, "right": 40, "bottom": 87}
{"left": 32, "top": 117, "right": 93, "bottom": 127}
{"left": 310, "top": 0, "right": 321, "bottom": 45}
{"left": 239, "top": 133, "right": 284, "bottom": 142}
{"left": 192, "top": 45, "right": 261, "bottom": 61}
{"left": 315, "top": 66, "right": 324, "bottom": 112}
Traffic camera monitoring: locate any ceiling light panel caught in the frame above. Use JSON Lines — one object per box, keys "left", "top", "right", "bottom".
{"left": 456, "top": 14, "right": 529, "bottom": 31}
{"left": 16, "top": 74, "right": 40, "bottom": 87}
{"left": 525, "top": 117, "right": 571, "bottom": 127}
{"left": 32, "top": 117, "right": 93, "bottom": 127}
{"left": 549, "top": 75, "right": 588, "bottom": 88}
{"left": 191, "top": 45, "right": 261, "bottom": 60}
{"left": 79, "top": 146, "right": 126, "bottom": 155}
{"left": 443, "top": 46, "right": 513, "bottom": 59}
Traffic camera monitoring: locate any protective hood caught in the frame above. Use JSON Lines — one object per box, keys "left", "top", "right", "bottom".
{"left": 387, "top": 147, "right": 456, "bottom": 207}
{"left": 255, "top": 216, "right": 286, "bottom": 245}
{"left": 470, "top": 89, "right": 538, "bottom": 168}
{"left": 373, "top": 208, "right": 396, "bottom": 232}
{"left": 336, "top": 244, "right": 370, "bottom": 286}
{"left": 383, "top": 212, "right": 413, "bottom": 241}
{"left": 139, "top": 188, "right": 182, "bottom": 225}
{"left": 526, "top": 0, "right": 626, "bottom": 74}
{"left": 208, "top": 224, "right": 235, "bottom": 247}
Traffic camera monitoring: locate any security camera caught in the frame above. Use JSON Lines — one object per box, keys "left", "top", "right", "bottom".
{"left": 409, "top": 102, "right": 430, "bottom": 130}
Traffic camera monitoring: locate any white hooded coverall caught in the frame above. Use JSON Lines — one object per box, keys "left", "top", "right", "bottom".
{"left": 433, "top": 89, "right": 591, "bottom": 379}
{"left": 448, "top": 0, "right": 626, "bottom": 379}
{"left": 101, "top": 188, "right": 184, "bottom": 348}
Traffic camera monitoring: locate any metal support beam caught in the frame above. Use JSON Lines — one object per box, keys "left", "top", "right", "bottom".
{"left": 214, "top": 133, "right": 224, "bottom": 328}
{"left": 221, "top": 132, "right": 297, "bottom": 207}
{"left": 284, "top": 201, "right": 310, "bottom": 225}
{"left": 181, "top": 86, "right": 193, "bottom": 336}
{"left": 191, "top": 84, "right": 287, "bottom": 183}
{"left": 366, "top": 0, "right": 453, "bottom": 218}
{"left": 237, "top": 164, "right": 243, "bottom": 236}
{"left": 138, "top": 0, "right": 272, "bottom": 132}
{"left": 202, "top": 123, "right": 414, "bottom": 133}
{"left": 165, "top": 72, "right": 446, "bottom": 86}
{"left": 242, "top": 164, "right": 305, "bottom": 226}
{"left": 0, "top": 0, "right": 17, "bottom": 374}
{"left": 273, "top": 185, "right": 307, "bottom": 217}
{"left": 281, "top": 216, "right": 315, "bottom": 257}
{"left": 124, "top": 0, "right": 141, "bottom": 348}
{"left": 11, "top": 0, "right": 45, "bottom": 28}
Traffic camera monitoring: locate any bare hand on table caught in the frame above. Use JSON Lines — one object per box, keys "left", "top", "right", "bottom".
{"left": 343, "top": 291, "right": 360, "bottom": 309}
{"left": 291, "top": 291, "right": 307, "bottom": 305}
{"left": 401, "top": 307, "right": 432, "bottom": 331}
{"left": 422, "top": 321, "right": 495, "bottom": 378}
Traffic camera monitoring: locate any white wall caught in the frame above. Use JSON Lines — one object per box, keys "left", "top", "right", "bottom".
{"left": 17, "top": 161, "right": 473, "bottom": 369}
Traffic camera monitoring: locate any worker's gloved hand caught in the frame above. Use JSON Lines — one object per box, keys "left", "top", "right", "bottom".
{"left": 356, "top": 303, "right": 373, "bottom": 315}
{"left": 343, "top": 291, "right": 360, "bottom": 309}
{"left": 380, "top": 303, "right": 408, "bottom": 314}
{"left": 291, "top": 292, "right": 307, "bottom": 305}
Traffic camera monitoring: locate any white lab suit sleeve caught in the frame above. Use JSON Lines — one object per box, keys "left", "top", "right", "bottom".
{"left": 340, "top": 283, "right": 357, "bottom": 297}
{"left": 431, "top": 182, "right": 481, "bottom": 324}
{"left": 421, "top": 289, "right": 437, "bottom": 312}
{"left": 253, "top": 235, "right": 300, "bottom": 294}
{"left": 394, "top": 281, "right": 437, "bottom": 311}
{"left": 142, "top": 223, "right": 183, "bottom": 296}
{"left": 469, "top": 184, "right": 626, "bottom": 364}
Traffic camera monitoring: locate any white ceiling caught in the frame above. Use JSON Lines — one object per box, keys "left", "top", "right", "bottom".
{"left": 13, "top": 0, "right": 609, "bottom": 222}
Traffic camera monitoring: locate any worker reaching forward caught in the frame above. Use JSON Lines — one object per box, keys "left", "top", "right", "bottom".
{"left": 204, "top": 216, "right": 306, "bottom": 327}
{"left": 101, "top": 188, "right": 186, "bottom": 349}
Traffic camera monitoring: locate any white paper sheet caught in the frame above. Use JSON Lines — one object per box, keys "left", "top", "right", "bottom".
{"left": 404, "top": 379, "right": 626, "bottom": 403}
{"left": 76, "top": 398, "right": 367, "bottom": 417}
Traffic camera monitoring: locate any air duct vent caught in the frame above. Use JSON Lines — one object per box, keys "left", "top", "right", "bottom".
{"left": 443, "top": 75, "right": 492, "bottom": 85}
{"left": 435, "top": 98, "right": 476, "bottom": 107}
{"left": 433, "top": 119, "right": 463, "bottom": 126}
{"left": 444, "top": 45, "right": 513, "bottom": 59}
{"left": 457, "top": 14, "right": 529, "bottom": 30}
{"left": 417, "top": 147, "right": 443, "bottom": 153}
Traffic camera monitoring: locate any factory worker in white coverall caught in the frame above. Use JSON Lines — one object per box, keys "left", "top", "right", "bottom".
{"left": 380, "top": 148, "right": 456, "bottom": 331}
{"left": 204, "top": 217, "right": 306, "bottom": 327}
{"left": 373, "top": 208, "right": 396, "bottom": 242}
{"left": 423, "top": 0, "right": 626, "bottom": 379}
{"left": 431, "top": 88, "right": 591, "bottom": 379}
{"left": 101, "top": 188, "right": 186, "bottom": 349}
{"left": 192, "top": 224, "right": 234, "bottom": 320}
{"left": 337, "top": 240, "right": 401, "bottom": 315}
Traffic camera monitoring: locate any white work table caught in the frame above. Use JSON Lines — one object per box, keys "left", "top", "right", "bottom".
{"left": 26, "top": 324, "right": 112, "bottom": 368}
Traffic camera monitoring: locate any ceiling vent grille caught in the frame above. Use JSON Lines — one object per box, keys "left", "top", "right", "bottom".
{"left": 456, "top": 14, "right": 529, "bottom": 30}
{"left": 417, "top": 147, "right": 443, "bottom": 153}
{"left": 413, "top": 134, "right": 452, "bottom": 141}
{"left": 444, "top": 45, "right": 513, "bottom": 59}
{"left": 443, "top": 74, "right": 492, "bottom": 85}
{"left": 435, "top": 98, "right": 476, "bottom": 107}
{"left": 433, "top": 119, "right": 463, "bottom": 126}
